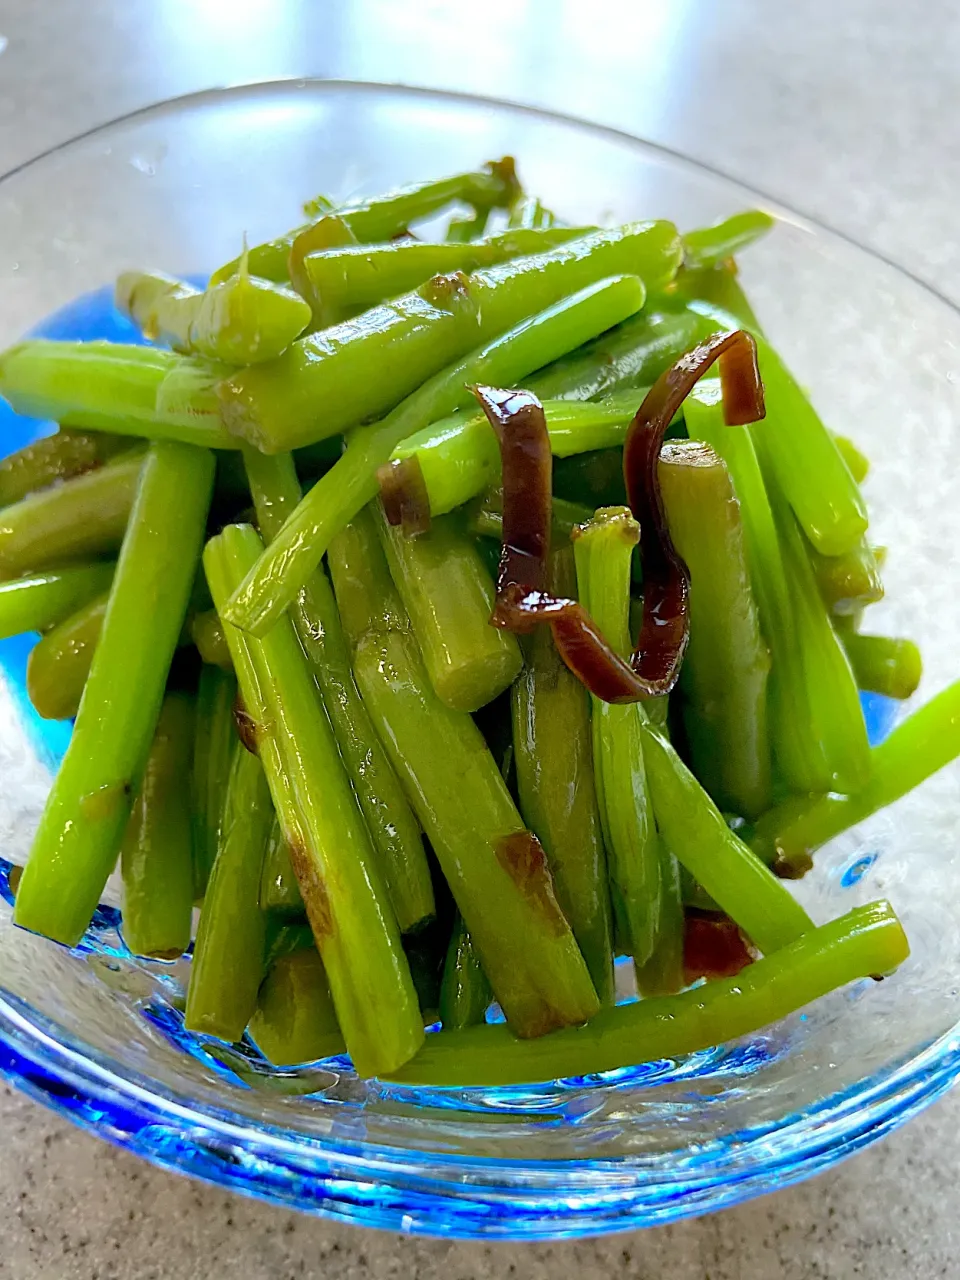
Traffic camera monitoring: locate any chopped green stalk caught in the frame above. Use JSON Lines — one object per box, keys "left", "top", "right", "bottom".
{"left": 0, "top": 563, "right": 114, "bottom": 639}
{"left": 190, "top": 609, "right": 233, "bottom": 669}
{"left": 684, "top": 382, "right": 832, "bottom": 794}
{"left": 244, "top": 448, "right": 434, "bottom": 932}
{"left": 354, "top": 626, "right": 600, "bottom": 1037}
{"left": 635, "top": 849, "right": 685, "bottom": 997}
{"left": 191, "top": 663, "right": 238, "bottom": 898}
{"left": 259, "top": 817, "right": 305, "bottom": 914}
{"left": 301, "top": 227, "right": 584, "bottom": 322}
{"left": 375, "top": 504, "right": 522, "bottom": 712}
{"left": 552, "top": 447, "right": 629, "bottom": 509}
{"left": 225, "top": 273, "right": 646, "bottom": 636}
{"left": 658, "top": 441, "right": 772, "bottom": 818}
{"left": 833, "top": 433, "right": 869, "bottom": 484}
{"left": 262, "top": 918, "right": 314, "bottom": 971}
{"left": 508, "top": 195, "right": 557, "bottom": 230}
{"left": 120, "top": 692, "right": 195, "bottom": 959}
{"left": 115, "top": 272, "right": 196, "bottom": 338}
{"left": 390, "top": 390, "right": 648, "bottom": 519}
{"left": 840, "top": 633, "right": 922, "bottom": 700}
{"left": 117, "top": 263, "right": 312, "bottom": 365}
{"left": 327, "top": 508, "right": 411, "bottom": 648}
{"left": 668, "top": 269, "right": 762, "bottom": 335}
{"left": 640, "top": 723, "right": 813, "bottom": 955}
{"left": 27, "top": 593, "right": 107, "bottom": 721}
{"left": 750, "top": 340, "right": 868, "bottom": 556}
{"left": 204, "top": 524, "right": 423, "bottom": 1077}
{"left": 249, "top": 948, "right": 346, "bottom": 1066}
{"left": 681, "top": 210, "right": 776, "bottom": 270}
{"left": 185, "top": 742, "right": 273, "bottom": 1041}
{"left": 466, "top": 489, "right": 593, "bottom": 544}
{"left": 389, "top": 901, "right": 908, "bottom": 1086}
{"left": 210, "top": 161, "right": 522, "bottom": 285}
{"left": 219, "top": 223, "right": 677, "bottom": 453}
{"left": 574, "top": 508, "right": 660, "bottom": 965}
{"left": 446, "top": 209, "right": 491, "bottom": 242}
{"left": 810, "top": 537, "right": 884, "bottom": 615}
{"left": 340, "top": 524, "right": 597, "bottom": 1034}
{"left": 0, "top": 341, "right": 239, "bottom": 448}
{"left": 0, "top": 429, "right": 127, "bottom": 507}
{"left": 755, "top": 679, "right": 960, "bottom": 863}
{"left": 525, "top": 306, "right": 719, "bottom": 402}
{"left": 770, "top": 475, "right": 871, "bottom": 794}
{"left": 0, "top": 452, "right": 143, "bottom": 576}
{"left": 512, "top": 547, "right": 615, "bottom": 1003}
{"left": 152, "top": 357, "right": 237, "bottom": 444}
{"left": 287, "top": 215, "right": 360, "bottom": 322}
{"left": 14, "top": 442, "right": 214, "bottom": 946}
{"left": 27, "top": 580, "right": 195, "bottom": 722}
{"left": 439, "top": 917, "right": 492, "bottom": 1030}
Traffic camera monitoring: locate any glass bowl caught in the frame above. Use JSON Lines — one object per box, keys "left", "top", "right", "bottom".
{"left": 0, "top": 80, "right": 959, "bottom": 1241}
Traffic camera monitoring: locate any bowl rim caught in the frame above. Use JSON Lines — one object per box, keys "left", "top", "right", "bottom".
{"left": 1, "top": 75, "right": 958, "bottom": 1239}
{"left": 1, "top": 75, "right": 954, "bottom": 318}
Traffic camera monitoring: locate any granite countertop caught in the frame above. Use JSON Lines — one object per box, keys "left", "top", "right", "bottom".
{"left": 1, "top": 2, "right": 959, "bottom": 1275}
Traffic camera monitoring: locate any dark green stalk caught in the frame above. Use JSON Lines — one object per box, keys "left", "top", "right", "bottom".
{"left": 210, "top": 161, "right": 523, "bottom": 285}
{"left": 375, "top": 504, "right": 521, "bottom": 712}
{"left": 190, "top": 609, "right": 233, "bottom": 669}
{"left": 191, "top": 663, "right": 238, "bottom": 898}
{"left": 512, "top": 546, "right": 615, "bottom": 1003}
{"left": 301, "top": 227, "right": 584, "bottom": 321}
{"left": 0, "top": 429, "right": 127, "bottom": 507}
{"left": 117, "top": 260, "right": 312, "bottom": 365}
{"left": 681, "top": 210, "right": 775, "bottom": 269}
{"left": 258, "top": 817, "right": 305, "bottom": 914}
{"left": 27, "top": 593, "right": 108, "bottom": 721}
{"left": 0, "top": 563, "right": 114, "bottom": 639}
{"left": 833, "top": 434, "right": 869, "bottom": 484}
{"left": 770, "top": 475, "right": 871, "bottom": 794}
{"left": 684, "top": 382, "right": 833, "bottom": 794}
{"left": 0, "top": 452, "right": 143, "bottom": 576}
{"left": 750, "top": 339, "right": 868, "bottom": 557}
{"left": 439, "top": 917, "right": 492, "bottom": 1030}
{"left": 639, "top": 723, "right": 814, "bottom": 955}
{"left": 185, "top": 741, "right": 274, "bottom": 1042}
{"left": 753, "top": 679, "right": 960, "bottom": 864}
{"left": 810, "top": 538, "right": 884, "bottom": 615}
{"left": 573, "top": 508, "right": 660, "bottom": 966}
{"left": 327, "top": 507, "right": 411, "bottom": 648}
{"left": 840, "top": 633, "right": 922, "bottom": 700}
{"left": 465, "top": 489, "right": 592, "bottom": 543}
{"left": 525, "top": 306, "right": 719, "bottom": 401}
{"left": 658, "top": 440, "right": 772, "bottom": 817}
{"left": 14, "top": 442, "right": 215, "bottom": 945}
{"left": 249, "top": 948, "right": 346, "bottom": 1066}
{"left": 0, "top": 341, "right": 238, "bottom": 448}
{"left": 389, "top": 901, "right": 908, "bottom": 1086}
{"left": 243, "top": 447, "right": 434, "bottom": 932}
{"left": 634, "top": 848, "right": 685, "bottom": 997}
{"left": 389, "top": 390, "right": 645, "bottom": 519}
{"left": 120, "top": 692, "right": 195, "bottom": 959}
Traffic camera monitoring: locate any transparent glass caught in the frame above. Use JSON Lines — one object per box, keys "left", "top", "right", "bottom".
{"left": 0, "top": 81, "right": 958, "bottom": 1240}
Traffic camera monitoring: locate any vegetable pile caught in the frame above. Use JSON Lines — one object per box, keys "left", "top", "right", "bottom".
{"left": 0, "top": 159, "right": 951, "bottom": 1087}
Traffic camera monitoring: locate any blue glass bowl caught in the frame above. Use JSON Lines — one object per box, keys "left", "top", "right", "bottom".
{"left": 1, "top": 81, "right": 959, "bottom": 1240}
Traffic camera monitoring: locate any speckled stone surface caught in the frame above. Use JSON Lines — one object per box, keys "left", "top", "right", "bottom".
{"left": 1, "top": 2, "right": 959, "bottom": 1275}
